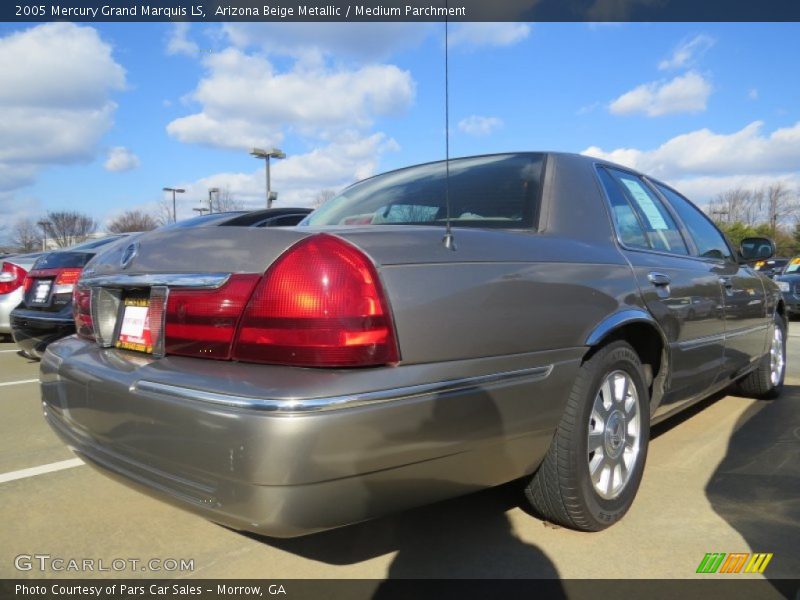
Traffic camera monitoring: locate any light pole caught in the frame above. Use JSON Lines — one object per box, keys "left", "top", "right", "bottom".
{"left": 208, "top": 187, "right": 220, "bottom": 214}
{"left": 250, "top": 148, "right": 285, "bottom": 208}
{"left": 37, "top": 220, "right": 50, "bottom": 251}
{"left": 163, "top": 187, "right": 185, "bottom": 223}
{"left": 711, "top": 209, "right": 729, "bottom": 225}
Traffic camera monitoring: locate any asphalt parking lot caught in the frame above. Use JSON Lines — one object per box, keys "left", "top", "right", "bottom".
{"left": 1, "top": 328, "right": 798, "bottom": 581}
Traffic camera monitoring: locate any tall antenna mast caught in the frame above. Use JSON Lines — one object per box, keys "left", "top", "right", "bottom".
{"left": 442, "top": 5, "right": 456, "bottom": 251}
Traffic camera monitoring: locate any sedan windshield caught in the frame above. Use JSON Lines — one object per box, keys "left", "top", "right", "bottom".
{"left": 303, "top": 153, "right": 544, "bottom": 229}
{"left": 784, "top": 259, "right": 800, "bottom": 274}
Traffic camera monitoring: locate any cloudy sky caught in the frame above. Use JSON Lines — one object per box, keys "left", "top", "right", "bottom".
{"left": 0, "top": 21, "right": 798, "bottom": 235}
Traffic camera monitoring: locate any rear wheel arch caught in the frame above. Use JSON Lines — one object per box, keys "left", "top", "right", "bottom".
{"left": 584, "top": 314, "right": 669, "bottom": 415}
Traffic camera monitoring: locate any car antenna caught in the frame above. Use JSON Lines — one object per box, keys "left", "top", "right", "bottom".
{"left": 442, "top": 8, "right": 456, "bottom": 251}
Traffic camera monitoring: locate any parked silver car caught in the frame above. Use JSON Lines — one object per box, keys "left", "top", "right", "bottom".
{"left": 0, "top": 253, "right": 44, "bottom": 338}
{"left": 40, "top": 153, "right": 785, "bottom": 537}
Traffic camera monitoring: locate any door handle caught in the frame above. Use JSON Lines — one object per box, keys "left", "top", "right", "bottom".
{"left": 648, "top": 272, "right": 671, "bottom": 287}
{"left": 719, "top": 276, "right": 734, "bottom": 289}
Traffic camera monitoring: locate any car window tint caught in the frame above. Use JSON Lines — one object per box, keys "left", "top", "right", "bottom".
{"left": 600, "top": 168, "right": 688, "bottom": 255}
{"left": 597, "top": 168, "right": 649, "bottom": 250}
{"left": 654, "top": 183, "right": 732, "bottom": 261}
{"left": 304, "top": 154, "right": 544, "bottom": 230}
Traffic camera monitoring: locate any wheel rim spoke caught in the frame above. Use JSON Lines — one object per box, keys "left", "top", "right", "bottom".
{"left": 615, "top": 374, "right": 628, "bottom": 406}
{"left": 588, "top": 430, "right": 604, "bottom": 453}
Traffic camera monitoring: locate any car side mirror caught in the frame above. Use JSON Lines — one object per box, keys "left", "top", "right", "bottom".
{"left": 739, "top": 237, "right": 776, "bottom": 262}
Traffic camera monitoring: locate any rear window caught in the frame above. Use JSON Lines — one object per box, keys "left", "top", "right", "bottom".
{"left": 33, "top": 252, "right": 95, "bottom": 269}
{"left": 303, "top": 154, "right": 545, "bottom": 229}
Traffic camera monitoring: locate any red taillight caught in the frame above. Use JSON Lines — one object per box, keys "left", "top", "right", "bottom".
{"left": 232, "top": 234, "right": 399, "bottom": 367}
{"left": 55, "top": 268, "right": 82, "bottom": 286}
{"left": 0, "top": 262, "right": 27, "bottom": 295}
{"left": 54, "top": 267, "right": 82, "bottom": 294}
{"left": 73, "top": 286, "right": 94, "bottom": 341}
{"left": 164, "top": 274, "right": 261, "bottom": 359}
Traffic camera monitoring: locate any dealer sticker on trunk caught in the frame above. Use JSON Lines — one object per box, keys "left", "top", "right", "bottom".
{"left": 116, "top": 297, "right": 153, "bottom": 353}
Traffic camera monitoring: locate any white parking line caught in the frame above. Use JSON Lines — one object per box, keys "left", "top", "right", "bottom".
{"left": 0, "top": 458, "right": 84, "bottom": 484}
{"left": 0, "top": 378, "right": 38, "bottom": 387}
{"left": 0, "top": 349, "right": 21, "bottom": 353}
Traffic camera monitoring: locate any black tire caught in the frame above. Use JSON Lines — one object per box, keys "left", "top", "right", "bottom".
{"left": 525, "top": 340, "right": 650, "bottom": 531}
{"left": 737, "top": 314, "right": 786, "bottom": 400}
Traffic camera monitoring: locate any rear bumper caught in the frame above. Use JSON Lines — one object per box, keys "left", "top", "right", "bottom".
{"left": 41, "top": 336, "right": 580, "bottom": 537}
{"left": 10, "top": 309, "right": 74, "bottom": 358}
{"left": 11, "top": 309, "right": 75, "bottom": 358}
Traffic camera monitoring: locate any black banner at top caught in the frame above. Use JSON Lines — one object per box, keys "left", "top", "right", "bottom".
{"left": 3, "top": 0, "right": 800, "bottom": 22}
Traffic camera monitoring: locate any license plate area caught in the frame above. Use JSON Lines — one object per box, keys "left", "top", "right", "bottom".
{"left": 30, "top": 279, "right": 53, "bottom": 306}
{"left": 116, "top": 294, "right": 153, "bottom": 353}
{"left": 106, "top": 286, "right": 168, "bottom": 356}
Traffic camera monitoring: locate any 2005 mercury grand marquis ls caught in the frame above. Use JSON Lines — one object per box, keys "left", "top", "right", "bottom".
{"left": 40, "top": 152, "right": 786, "bottom": 536}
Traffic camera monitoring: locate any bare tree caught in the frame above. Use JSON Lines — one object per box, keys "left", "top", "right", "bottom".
{"left": 107, "top": 210, "right": 158, "bottom": 233}
{"left": 763, "top": 183, "right": 797, "bottom": 237}
{"left": 41, "top": 211, "right": 97, "bottom": 248}
{"left": 211, "top": 187, "right": 243, "bottom": 213}
{"left": 10, "top": 218, "right": 41, "bottom": 253}
{"left": 708, "top": 187, "right": 756, "bottom": 225}
{"left": 708, "top": 184, "right": 799, "bottom": 230}
{"left": 154, "top": 198, "right": 176, "bottom": 226}
{"left": 312, "top": 189, "right": 337, "bottom": 208}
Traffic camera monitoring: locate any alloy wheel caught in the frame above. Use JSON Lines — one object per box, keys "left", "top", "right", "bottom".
{"left": 587, "top": 370, "right": 642, "bottom": 500}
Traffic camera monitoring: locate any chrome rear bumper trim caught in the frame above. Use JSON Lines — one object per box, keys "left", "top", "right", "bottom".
{"left": 81, "top": 273, "right": 231, "bottom": 289}
{"left": 133, "top": 365, "right": 553, "bottom": 414}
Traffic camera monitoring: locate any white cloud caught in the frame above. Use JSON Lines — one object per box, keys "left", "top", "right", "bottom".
{"left": 164, "top": 133, "right": 399, "bottom": 219}
{"left": 104, "top": 146, "right": 140, "bottom": 172}
{"left": 167, "top": 48, "right": 414, "bottom": 150}
{"left": 658, "top": 34, "right": 715, "bottom": 71}
{"left": 458, "top": 115, "right": 504, "bottom": 136}
{"left": 748, "top": 88, "right": 759, "bottom": 100}
{"left": 582, "top": 120, "right": 800, "bottom": 202}
{"left": 166, "top": 23, "right": 198, "bottom": 57}
{"left": 584, "top": 121, "right": 800, "bottom": 177}
{"left": 0, "top": 23, "right": 125, "bottom": 195}
{"left": 222, "top": 23, "right": 431, "bottom": 61}
{"left": 609, "top": 71, "right": 712, "bottom": 117}
{"left": 448, "top": 23, "right": 531, "bottom": 49}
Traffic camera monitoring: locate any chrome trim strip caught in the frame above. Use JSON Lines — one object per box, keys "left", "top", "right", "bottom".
{"left": 724, "top": 323, "right": 770, "bottom": 340}
{"left": 80, "top": 273, "right": 231, "bottom": 289}
{"left": 677, "top": 323, "right": 771, "bottom": 350}
{"left": 677, "top": 333, "right": 725, "bottom": 351}
{"left": 133, "top": 365, "right": 554, "bottom": 414}
{"left": 10, "top": 314, "right": 74, "bottom": 324}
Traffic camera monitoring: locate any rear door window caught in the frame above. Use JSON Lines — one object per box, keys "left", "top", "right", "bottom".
{"left": 598, "top": 167, "right": 689, "bottom": 255}
{"left": 653, "top": 183, "right": 733, "bottom": 261}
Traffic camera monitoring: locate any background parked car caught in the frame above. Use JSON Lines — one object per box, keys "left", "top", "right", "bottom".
{"left": 10, "top": 235, "right": 134, "bottom": 358}
{"left": 774, "top": 257, "right": 800, "bottom": 318}
{"left": 11, "top": 208, "right": 312, "bottom": 358}
{"left": 0, "top": 252, "right": 45, "bottom": 340}
{"left": 753, "top": 257, "right": 789, "bottom": 278}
